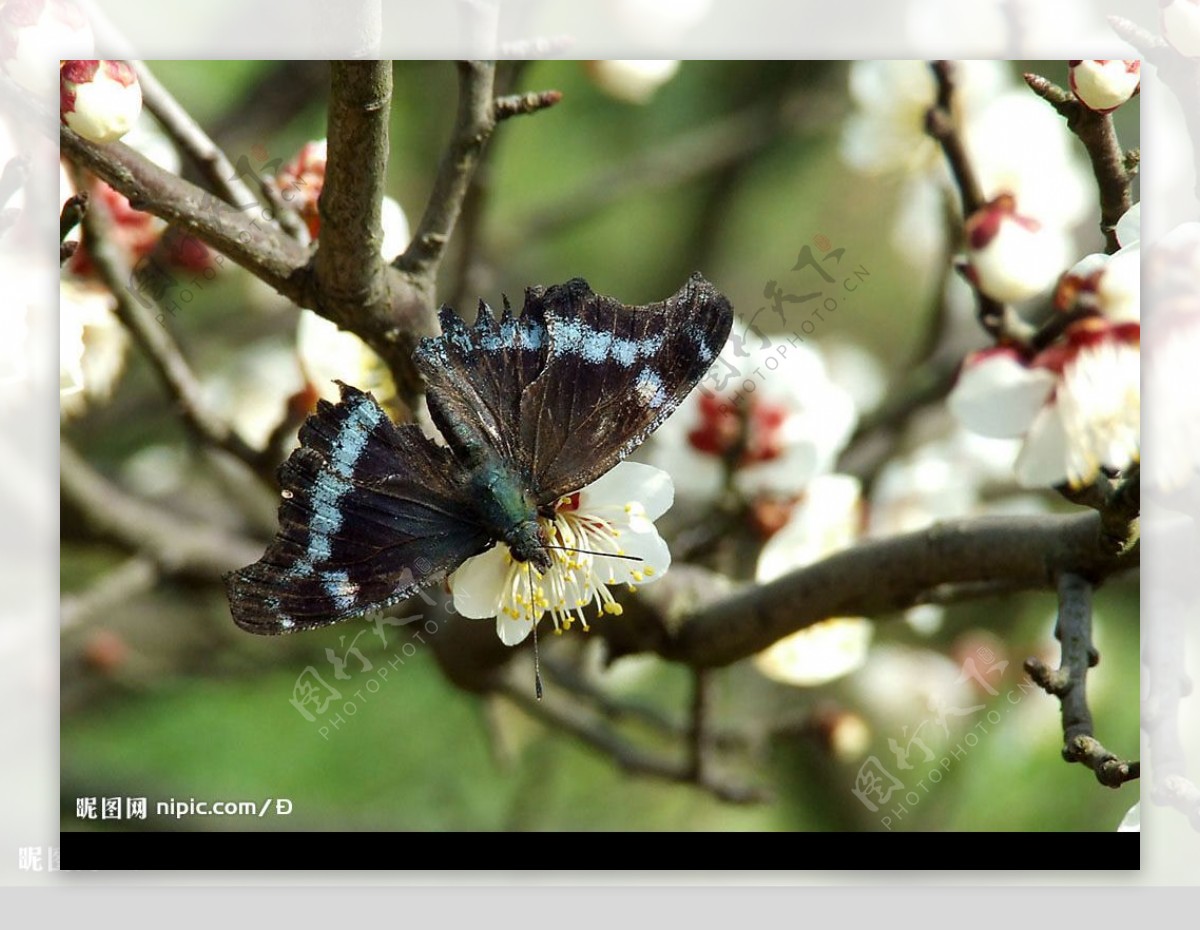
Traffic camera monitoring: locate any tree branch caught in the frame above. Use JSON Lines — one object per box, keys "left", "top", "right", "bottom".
{"left": 925, "top": 60, "right": 1009, "bottom": 340}
{"left": 61, "top": 125, "right": 310, "bottom": 290}
{"left": 1025, "top": 572, "right": 1139, "bottom": 787}
{"left": 314, "top": 61, "right": 393, "bottom": 316}
{"left": 613, "top": 511, "right": 1138, "bottom": 669}
{"left": 61, "top": 121, "right": 437, "bottom": 410}
{"left": 499, "top": 98, "right": 785, "bottom": 253}
{"left": 133, "top": 59, "right": 263, "bottom": 218}
{"left": 1023, "top": 72, "right": 1132, "bottom": 254}
{"left": 79, "top": 190, "right": 276, "bottom": 484}
{"left": 61, "top": 441, "right": 263, "bottom": 581}
{"left": 395, "top": 60, "right": 497, "bottom": 280}
{"left": 496, "top": 669, "right": 766, "bottom": 804}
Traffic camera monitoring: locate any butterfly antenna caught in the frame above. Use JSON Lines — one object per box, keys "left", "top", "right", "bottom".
{"left": 526, "top": 561, "right": 543, "bottom": 701}
{"left": 542, "top": 545, "right": 643, "bottom": 562}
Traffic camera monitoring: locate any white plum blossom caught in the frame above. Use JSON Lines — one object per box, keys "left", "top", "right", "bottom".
{"left": 649, "top": 322, "right": 857, "bottom": 508}
{"left": 1058, "top": 203, "right": 1140, "bottom": 324}
{"left": 587, "top": 60, "right": 680, "bottom": 104}
{"left": 949, "top": 328, "right": 1140, "bottom": 489}
{"left": 60, "top": 60, "right": 142, "bottom": 145}
{"left": 450, "top": 461, "right": 673, "bottom": 646}
{"left": 753, "top": 473, "right": 874, "bottom": 687}
{"left": 1068, "top": 60, "right": 1140, "bottom": 113}
{"left": 60, "top": 279, "right": 129, "bottom": 417}
{"left": 1163, "top": 0, "right": 1200, "bottom": 57}
{"left": 964, "top": 194, "right": 1067, "bottom": 303}
{"left": 842, "top": 62, "right": 1090, "bottom": 271}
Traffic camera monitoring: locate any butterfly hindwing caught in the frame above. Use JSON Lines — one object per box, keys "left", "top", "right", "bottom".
{"left": 225, "top": 383, "right": 492, "bottom": 634}
{"left": 520, "top": 272, "right": 733, "bottom": 503}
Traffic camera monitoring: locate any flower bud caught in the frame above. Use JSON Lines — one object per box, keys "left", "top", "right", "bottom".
{"left": 60, "top": 59, "right": 142, "bottom": 144}
{"left": 964, "top": 194, "right": 1063, "bottom": 302}
{"left": 1163, "top": 0, "right": 1200, "bottom": 58}
{"left": 1068, "top": 60, "right": 1140, "bottom": 113}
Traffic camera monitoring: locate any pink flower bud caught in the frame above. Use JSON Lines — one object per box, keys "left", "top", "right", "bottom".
{"left": 1068, "top": 60, "right": 1140, "bottom": 113}
{"left": 964, "top": 194, "right": 1063, "bottom": 302}
{"left": 60, "top": 59, "right": 142, "bottom": 144}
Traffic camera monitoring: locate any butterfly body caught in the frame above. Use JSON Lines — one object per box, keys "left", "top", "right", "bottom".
{"left": 226, "top": 273, "right": 733, "bottom": 634}
{"left": 467, "top": 459, "right": 552, "bottom": 572}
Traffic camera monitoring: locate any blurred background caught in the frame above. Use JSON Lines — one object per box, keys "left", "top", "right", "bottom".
{"left": 59, "top": 60, "right": 1140, "bottom": 832}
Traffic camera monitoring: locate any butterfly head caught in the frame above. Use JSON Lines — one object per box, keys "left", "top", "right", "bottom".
{"left": 504, "top": 518, "right": 553, "bottom": 574}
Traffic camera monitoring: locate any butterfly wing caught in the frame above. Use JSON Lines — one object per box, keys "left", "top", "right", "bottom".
{"left": 520, "top": 272, "right": 733, "bottom": 503}
{"left": 412, "top": 298, "right": 549, "bottom": 473}
{"left": 226, "top": 383, "right": 492, "bottom": 634}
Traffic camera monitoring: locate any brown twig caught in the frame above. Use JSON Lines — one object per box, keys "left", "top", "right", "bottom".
{"left": 498, "top": 97, "right": 787, "bottom": 253}
{"left": 925, "top": 60, "right": 1009, "bottom": 340}
{"left": 1022, "top": 72, "right": 1132, "bottom": 254}
{"left": 395, "top": 60, "right": 498, "bottom": 280}
{"left": 61, "top": 557, "right": 158, "bottom": 631}
{"left": 1024, "top": 572, "right": 1139, "bottom": 787}
{"left": 60, "top": 120, "right": 436, "bottom": 410}
{"left": 1023, "top": 70, "right": 1133, "bottom": 240}
{"left": 493, "top": 89, "right": 563, "bottom": 121}
{"left": 60, "top": 441, "right": 263, "bottom": 581}
{"left": 496, "top": 669, "right": 766, "bottom": 804}
{"left": 621, "top": 511, "right": 1138, "bottom": 669}
{"left": 79, "top": 190, "right": 277, "bottom": 485}
{"left": 132, "top": 59, "right": 264, "bottom": 218}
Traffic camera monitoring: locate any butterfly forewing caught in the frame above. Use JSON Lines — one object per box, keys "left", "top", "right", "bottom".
{"left": 413, "top": 299, "right": 549, "bottom": 471}
{"left": 225, "top": 383, "right": 492, "bottom": 633}
{"left": 520, "top": 272, "right": 733, "bottom": 503}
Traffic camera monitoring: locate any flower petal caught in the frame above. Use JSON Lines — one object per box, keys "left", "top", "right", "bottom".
{"left": 949, "top": 351, "right": 1056, "bottom": 438}
{"left": 449, "top": 545, "right": 509, "bottom": 619}
{"left": 578, "top": 460, "right": 675, "bottom": 522}
{"left": 754, "top": 617, "right": 874, "bottom": 687}
{"left": 1014, "top": 402, "right": 1070, "bottom": 488}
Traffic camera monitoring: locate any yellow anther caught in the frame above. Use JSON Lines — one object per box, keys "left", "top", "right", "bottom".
{"left": 643, "top": 567, "right": 655, "bottom": 576}
{"left": 604, "top": 602, "right": 623, "bottom": 616}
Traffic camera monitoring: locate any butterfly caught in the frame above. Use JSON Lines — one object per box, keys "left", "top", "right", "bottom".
{"left": 226, "top": 272, "right": 734, "bottom": 635}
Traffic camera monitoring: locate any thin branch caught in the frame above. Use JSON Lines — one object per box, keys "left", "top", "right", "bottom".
{"left": 493, "top": 89, "right": 563, "bottom": 121}
{"left": 314, "top": 61, "right": 393, "bottom": 322}
{"left": 926, "top": 61, "right": 986, "bottom": 214}
{"left": 60, "top": 191, "right": 88, "bottom": 241}
{"left": 60, "top": 122, "right": 437, "bottom": 406}
{"left": 132, "top": 59, "right": 263, "bottom": 218}
{"left": 61, "top": 125, "right": 310, "bottom": 289}
{"left": 61, "top": 557, "right": 158, "bottom": 631}
{"left": 1025, "top": 572, "right": 1139, "bottom": 787}
{"left": 79, "top": 191, "right": 275, "bottom": 485}
{"left": 61, "top": 441, "right": 263, "bottom": 581}
{"left": 499, "top": 99, "right": 785, "bottom": 252}
{"left": 1023, "top": 72, "right": 1132, "bottom": 254}
{"left": 60, "top": 190, "right": 88, "bottom": 264}
{"left": 496, "top": 670, "right": 766, "bottom": 804}
{"left": 395, "top": 60, "right": 497, "bottom": 280}
{"left": 608, "top": 511, "right": 1138, "bottom": 669}
{"left": 687, "top": 669, "right": 713, "bottom": 780}
{"left": 925, "top": 60, "right": 1009, "bottom": 339}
